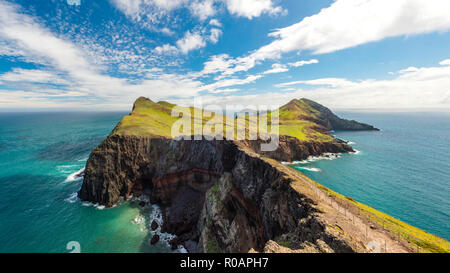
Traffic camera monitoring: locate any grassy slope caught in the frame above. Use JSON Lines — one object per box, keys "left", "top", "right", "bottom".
{"left": 298, "top": 173, "right": 450, "bottom": 253}
{"left": 113, "top": 97, "right": 450, "bottom": 252}
{"left": 113, "top": 97, "right": 333, "bottom": 142}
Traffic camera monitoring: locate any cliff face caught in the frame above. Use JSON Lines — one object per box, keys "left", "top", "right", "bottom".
{"left": 79, "top": 134, "right": 359, "bottom": 252}
{"left": 239, "top": 135, "right": 353, "bottom": 162}
{"left": 78, "top": 97, "right": 380, "bottom": 253}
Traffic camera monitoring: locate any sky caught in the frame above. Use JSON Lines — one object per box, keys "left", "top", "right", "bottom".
{"left": 0, "top": 0, "right": 450, "bottom": 111}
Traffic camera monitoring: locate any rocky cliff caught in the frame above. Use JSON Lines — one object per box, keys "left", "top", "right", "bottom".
{"left": 79, "top": 135, "right": 362, "bottom": 252}
{"left": 78, "top": 97, "right": 379, "bottom": 253}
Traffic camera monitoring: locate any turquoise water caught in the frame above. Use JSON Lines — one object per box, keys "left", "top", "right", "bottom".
{"left": 291, "top": 112, "right": 450, "bottom": 240}
{"left": 0, "top": 112, "right": 449, "bottom": 252}
{"left": 0, "top": 112, "right": 175, "bottom": 253}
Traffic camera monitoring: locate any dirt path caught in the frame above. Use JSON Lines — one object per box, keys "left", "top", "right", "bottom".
{"left": 282, "top": 165, "right": 414, "bottom": 253}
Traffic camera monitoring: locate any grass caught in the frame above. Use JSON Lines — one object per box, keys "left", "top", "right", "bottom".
{"left": 297, "top": 171, "right": 450, "bottom": 253}
{"left": 113, "top": 97, "right": 334, "bottom": 143}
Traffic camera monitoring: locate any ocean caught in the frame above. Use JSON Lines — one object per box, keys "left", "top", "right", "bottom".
{"left": 0, "top": 112, "right": 178, "bottom": 253}
{"left": 0, "top": 111, "right": 448, "bottom": 252}
{"left": 291, "top": 111, "right": 450, "bottom": 241}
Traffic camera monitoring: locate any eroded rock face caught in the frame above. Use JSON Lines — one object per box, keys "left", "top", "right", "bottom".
{"left": 78, "top": 135, "right": 357, "bottom": 253}
{"left": 239, "top": 135, "right": 354, "bottom": 162}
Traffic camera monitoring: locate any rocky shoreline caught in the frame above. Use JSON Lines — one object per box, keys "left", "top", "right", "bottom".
{"left": 78, "top": 134, "right": 360, "bottom": 252}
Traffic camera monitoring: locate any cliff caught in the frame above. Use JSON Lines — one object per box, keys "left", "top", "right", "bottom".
{"left": 78, "top": 97, "right": 447, "bottom": 253}
{"left": 79, "top": 135, "right": 363, "bottom": 252}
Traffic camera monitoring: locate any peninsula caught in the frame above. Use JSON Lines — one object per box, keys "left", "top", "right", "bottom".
{"left": 78, "top": 97, "right": 449, "bottom": 253}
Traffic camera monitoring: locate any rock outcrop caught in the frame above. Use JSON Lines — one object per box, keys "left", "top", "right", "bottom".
{"left": 78, "top": 97, "right": 380, "bottom": 253}
{"left": 78, "top": 135, "right": 359, "bottom": 252}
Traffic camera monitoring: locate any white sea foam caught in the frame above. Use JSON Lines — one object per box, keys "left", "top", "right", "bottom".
{"left": 56, "top": 165, "right": 78, "bottom": 174}
{"left": 296, "top": 167, "right": 322, "bottom": 172}
{"left": 64, "top": 167, "right": 85, "bottom": 182}
{"left": 147, "top": 203, "right": 187, "bottom": 253}
{"left": 284, "top": 153, "right": 341, "bottom": 165}
{"left": 65, "top": 192, "right": 79, "bottom": 203}
{"left": 81, "top": 201, "right": 93, "bottom": 207}
{"left": 351, "top": 149, "right": 361, "bottom": 155}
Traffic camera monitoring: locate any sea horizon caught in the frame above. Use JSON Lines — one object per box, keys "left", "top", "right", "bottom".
{"left": 0, "top": 110, "right": 448, "bottom": 252}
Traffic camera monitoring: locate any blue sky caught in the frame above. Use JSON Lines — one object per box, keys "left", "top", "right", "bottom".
{"left": 0, "top": 0, "right": 449, "bottom": 111}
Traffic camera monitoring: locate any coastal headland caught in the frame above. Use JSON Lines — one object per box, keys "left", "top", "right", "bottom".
{"left": 78, "top": 97, "right": 449, "bottom": 253}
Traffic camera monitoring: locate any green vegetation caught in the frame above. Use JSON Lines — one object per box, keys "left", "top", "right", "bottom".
{"left": 298, "top": 172, "right": 450, "bottom": 253}
{"left": 205, "top": 234, "right": 221, "bottom": 253}
{"left": 113, "top": 97, "right": 334, "bottom": 143}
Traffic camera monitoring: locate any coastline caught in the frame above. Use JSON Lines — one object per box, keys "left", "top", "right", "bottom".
{"left": 283, "top": 165, "right": 450, "bottom": 253}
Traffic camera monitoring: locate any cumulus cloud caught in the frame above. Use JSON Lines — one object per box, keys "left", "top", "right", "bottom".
{"left": 440, "top": 59, "right": 450, "bottom": 66}
{"left": 176, "top": 31, "right": 207, "bottom": 54}
{"left": 223, "top": 0, "right": 285, "bottom": 19}
{"left": 212, "top": 0, "right": 450, "bottom": 76}
{"left": 153, "top": 44, "right": 179, "bottom": 55}
{"left": 190, "top": 0, "right": 216, "bottom": 21}
{"left": 111, "top": 0, "right": 284, "bottom": 22}
{"left": 209, "top": 19, "right": 222, "bottom": 27}
{"left": 262, "top": 0, "right": 450, "bottom": 56}
{"left": 110, "top": 0, "right": 143, "bottom": 20}
{"left": 263, "top": 63, "right": 288, "bottom": 74}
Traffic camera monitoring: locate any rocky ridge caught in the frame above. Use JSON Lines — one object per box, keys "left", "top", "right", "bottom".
{"left": 78, "top": 97, "right": 379, "bottom": 253}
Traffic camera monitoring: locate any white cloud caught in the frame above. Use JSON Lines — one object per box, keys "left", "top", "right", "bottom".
{"left": 262, "top": 59, "right": 319, "bottom": 75}
{"left": 111, "top": 0, "right": 143, "bottom": 20}
{"left": 111, "top": 0, "right": 217, "bottom": 22}
{"left": 190, "top": 0, "right": 216, "bottom": 21}
{"left": 440, "top": 59, "right": 450, "bottom": 66}
{"left": 209, "top": 19, "right": 222, "bottom": 27}
{"left": 170, "top": 59, "right": 450, "bottom": 111}
{"left": 210, "top": 0, "right": 450, "bottom": 77}
{"left": 0, "top": 1, "right": 263, "bottom": 108}
{"left": 67, "top": 0, "right": 81, "bottom": 6}
{"left": 209, "top": 28, "right": 222, "bottom": 44}
{"left": 199, "top": 54, "right": 233, "bottom": 75}
{"left": 399, "top": 67, "right": 419, "bottom": 74}
{"left": 275, "top": 78, "right": 358, "bottom": 88}
{"left": 268, "top": 60, "right": 450, "bottom": 110}
{"left": 111, "top": 0, "right": 284, "bottom": 21}
{"left": 223, "top": 0, "right": 285, "bottom": 19}
{"left": 150, "top": 0, "right": 187, "bottom": 10}
{"left": 263, "top": 63, "right": 288, "bottom": 74}
{"left": 153, "top": 44, "right": 179, "bottom": 55}
{"left": 208, "top": 88, "right": 240, "bottom": 94}
{"left": 0, "top": 1, "right": 206, "bottom": 108}
{"left": 202, "top": 74, "right": 262, "bottom": 91}
{"left": 0, "top": 68, "right": 68, "bottom": 85}
{"left": 176, "top": 31, "right": 206, "bottom": 54}
{"left": 265, "top": 0, "right": 450, "bottom": 56}
{"left": 288, "top": 59, "right": 318, "bottom": 67}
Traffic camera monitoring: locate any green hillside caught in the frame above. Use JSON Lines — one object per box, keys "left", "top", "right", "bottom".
{"left": 112, "top": 97, "right": 373, "bottom": 142}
